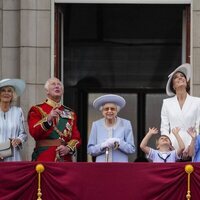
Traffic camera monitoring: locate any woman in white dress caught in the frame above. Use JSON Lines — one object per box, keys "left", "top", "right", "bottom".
{"left": 0, "top": 79, "right": 27, "bottom": 161}
{"left": 160, "top": 63, "right": 200, "bottom": 160}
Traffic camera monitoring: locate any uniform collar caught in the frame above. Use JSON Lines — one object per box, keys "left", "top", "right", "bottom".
{"left": 45, "top": 98, "right": 61, "bottom": 108}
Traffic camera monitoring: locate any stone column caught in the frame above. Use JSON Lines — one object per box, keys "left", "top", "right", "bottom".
{"left": 20, "top": 0, "right": 51, "bottom": 160}
{"left": 193, "top": 0, "right": 200, "bottom": 97}
{"left": 0, "top": 0, "right": 20, "bottom": 79}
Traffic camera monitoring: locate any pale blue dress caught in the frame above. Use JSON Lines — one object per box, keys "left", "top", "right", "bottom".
{"left": 193, "top": 136, "right": 200, "bottom": 162}
{"left": 0, "top": 106, "right": 27, "bottom": 161}
{"left": 87, "top": 117, "right": 135, "bottom": 162}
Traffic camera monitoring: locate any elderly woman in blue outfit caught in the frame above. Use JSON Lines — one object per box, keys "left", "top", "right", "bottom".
{"left": 87, "top": 94, "right": 135, "bottom": 162}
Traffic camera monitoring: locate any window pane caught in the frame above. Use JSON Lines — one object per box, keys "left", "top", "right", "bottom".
{"left": 145, "top": 93, "right": 168, "bottom": 149}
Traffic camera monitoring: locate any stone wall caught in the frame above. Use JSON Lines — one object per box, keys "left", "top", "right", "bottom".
{"left": 0, "top": 0, "right": 51, "bottom": 160}
{"left": 193, "top": 0, "right": 200, "bottom": 97}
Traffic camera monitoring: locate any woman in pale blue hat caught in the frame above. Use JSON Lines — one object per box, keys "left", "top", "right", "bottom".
{"left": 0, "top": 78, "right": 27, "bottom": 161}
{"left": 160, "top": 63, "right": 200, "bottom": 161}
{"left": 87, "top": 94, "right": 135, "bottom": 162}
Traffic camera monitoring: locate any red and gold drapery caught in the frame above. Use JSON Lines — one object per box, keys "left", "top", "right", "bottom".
{"left": 0, "top": 162, "right": 199, "bottom": 200}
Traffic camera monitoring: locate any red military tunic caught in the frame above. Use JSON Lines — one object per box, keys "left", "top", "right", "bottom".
{"left": 28, "top": 98, "right": 81, "bottom": 162}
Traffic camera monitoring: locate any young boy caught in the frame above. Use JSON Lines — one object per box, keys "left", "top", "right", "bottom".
{"left": 140, "top": 127, "right": 185, "bottom": 162}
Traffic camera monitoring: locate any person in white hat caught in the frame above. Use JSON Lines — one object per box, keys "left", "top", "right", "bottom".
{"left": 0, "top": 78, "right": 27, "bottom": 161}
{"left": 160, "top": 63, "right": 200, "bottom": 160}
{"left": 87, "top": 94, "right": 135, "bottom": 162}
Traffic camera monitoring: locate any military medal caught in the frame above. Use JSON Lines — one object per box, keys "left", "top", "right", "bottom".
{"left": 60, "top": 109, "right": 72, "bottom": 119}
{"left": 63, "top": 129, "right": 68, "bottom": 137}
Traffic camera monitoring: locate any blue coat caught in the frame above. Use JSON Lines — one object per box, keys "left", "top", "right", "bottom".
{"left": 193, "top": 136, "right": 200, "bottom": 162}
{"left": 87, "top": 117, "right": 135, "bottom": 162}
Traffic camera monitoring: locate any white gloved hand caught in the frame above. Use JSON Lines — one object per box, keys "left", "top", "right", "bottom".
{"left": 101, "top": 138, "right": 115, "bottom": 150}
{"left": 105, "top": 138, "right": 114, "bottom": 148}
{"left": 101, "top": 138, "right": 121, "bottom": 150}
{"left": 100, "top": 141, "right": 109, "bottom": 150}
{"left": 108, "top": 138, "right": 120, "bottom": 144}
{"left": 112, "top": 138, "right": 120, "bottom": 144}
{"left": 106, "top": 138, "right": 120, "bottom": 148}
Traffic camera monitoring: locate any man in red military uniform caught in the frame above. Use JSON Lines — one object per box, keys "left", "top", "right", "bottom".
{"left": 28, "top": 77, "right": 81, "bottom": 161}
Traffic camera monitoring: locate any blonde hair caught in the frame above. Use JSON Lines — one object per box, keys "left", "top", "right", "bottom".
{"left": 0, "top": 86, "right": 17, "bottom": 103}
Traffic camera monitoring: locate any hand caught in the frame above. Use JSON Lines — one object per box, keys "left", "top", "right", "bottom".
{"left": 148, "top": 127, "right": 158, "bottom": 135}
{"left": 172, "top": 127, "right": 180, "bottom": 135}
{"left": 56, "top": 145, "right": 70, "bottom": 156}
{"left": 187, "top": 127, "right": 196, "bottom": 139}
{"left": 111, "top": 138, "right": 120, "bottom": 149}
{"left": 106, "top": 138, "right": 120, "bottom": 148}
{"left": 100, "top": 141, "right": 109, "bottom": 150}
{"left": 47, "top": 107, "right": 62, "bottom": 122}
{"left": 106, "top": 138, "right": 115, "bottom": 148}
{"left": 0, "top": 154, "right": 3, "bottom": 160}
{"left": 182, "top": 148, "right": 189, "bottom": 160}
{"left": 100, "top": 139, "right": 115, "bottom": 149}
{"left": 108, "top": 138, "right": 120, "bottom": 144}
{"left": 11, "top": 138, "right": 22, "bottom": 148}
{"left": 101, "top": 138, "right": 121, "bottom": 150}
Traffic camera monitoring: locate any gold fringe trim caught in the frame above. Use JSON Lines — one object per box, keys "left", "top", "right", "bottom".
{"left": 67, "top": 139, "right": 79, "bottom": 152}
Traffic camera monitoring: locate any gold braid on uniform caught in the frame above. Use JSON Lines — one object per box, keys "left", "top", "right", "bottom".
{"left": 67, "top": 140, "right": 79, "bottom": 152}
{"left": 54, "top": 126, "right": 69, "bottom": 138}
{"left": 45, "top": 98, "right": 61, "bottom": 108}
{"left": 33, "top": 106, "right": 49, "bottom": 131}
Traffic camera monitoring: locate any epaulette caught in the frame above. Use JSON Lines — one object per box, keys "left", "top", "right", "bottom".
{"left": 33, "top": 101, "right": 46, "bottom": 107}
{"left": 33, "top": 105, "right": 48, "bottom": 117}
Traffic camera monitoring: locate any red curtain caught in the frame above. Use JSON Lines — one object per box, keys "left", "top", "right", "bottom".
{"left": 0, "top": 162, "right": 199, "bottom": 200}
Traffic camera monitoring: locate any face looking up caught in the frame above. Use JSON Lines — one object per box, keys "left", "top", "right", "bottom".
{"left": 45, "top": 78, "right": 64, "bottom": 101}
{"left": 157, "top": 135, "right": 172, "bottom": 150}
{"left": 172, "top": 72, "right": 187, "bottom": 91}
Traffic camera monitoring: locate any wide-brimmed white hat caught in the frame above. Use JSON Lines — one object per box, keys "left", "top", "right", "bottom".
{"left": 93, "top": 94, "right": 126, "bottom": 110}
{"left": 166, "top": 63, "right": 191, "bottom": 96}
{"left": 0, "top": 78, "right": 26, "bottom": 96}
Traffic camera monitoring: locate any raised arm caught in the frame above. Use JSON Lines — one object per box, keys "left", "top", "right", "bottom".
{"left": 172, "top": 127, "right": 185, "bottom": 156}
{"left": 187, "top": 127, "right": 197, "bottom": 157}
{"left": 140, "top": 127, "right": 158, "bottom": 155}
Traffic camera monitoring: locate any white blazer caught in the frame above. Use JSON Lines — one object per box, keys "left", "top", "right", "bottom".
{"left": 160, "top": 94, "right": 200, "bottom": 150}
